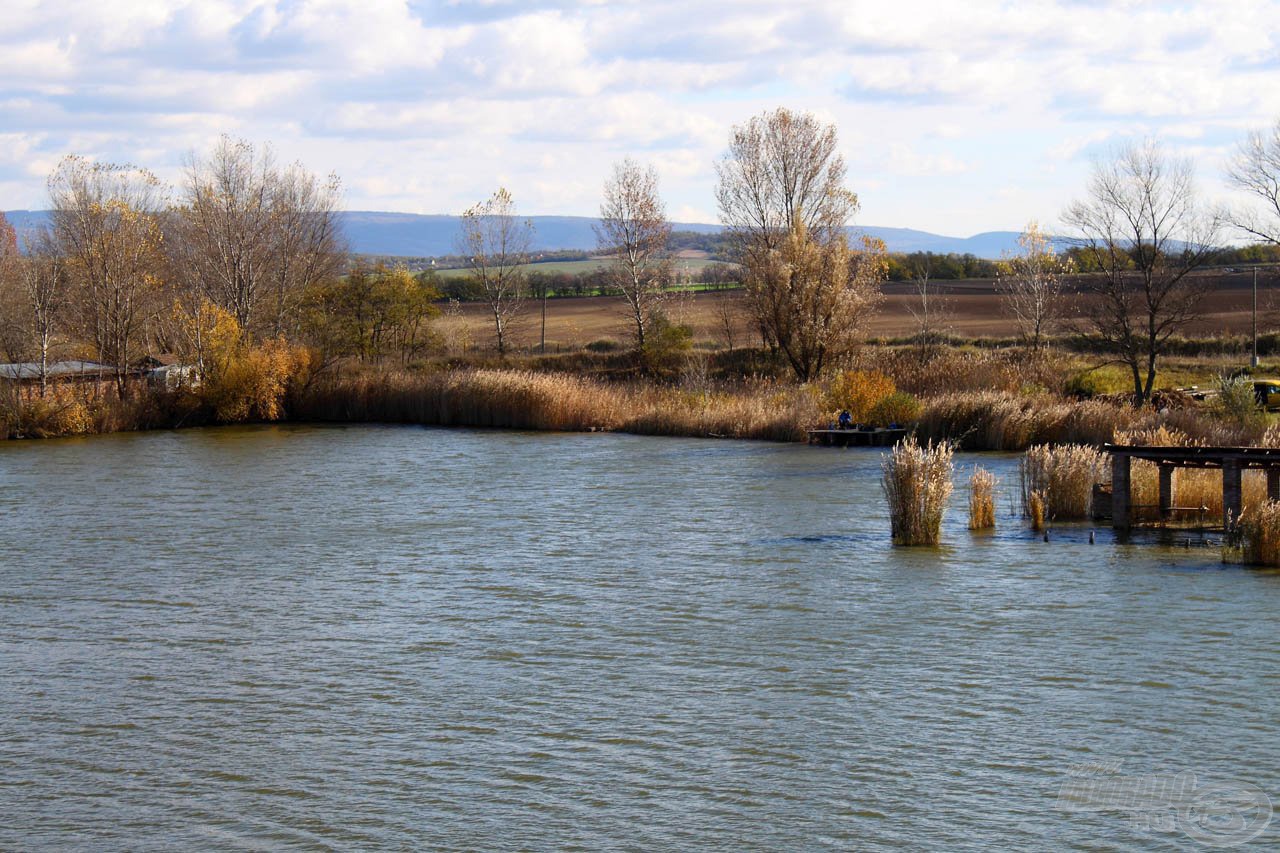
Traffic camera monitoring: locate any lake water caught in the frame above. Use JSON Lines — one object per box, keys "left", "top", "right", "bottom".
{"left": 1, "top": 425, "right": 1278, "bottom": 850}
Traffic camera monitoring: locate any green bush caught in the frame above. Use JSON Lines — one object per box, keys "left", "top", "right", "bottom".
{"left": 1213, "top": 374, "right": 1267, "bottom": 433}
{"left": 1064, "top": 370, "right": 1108, "bottom": 398}
{"left": 868, "top": 391, "right": 923, "bottom": 427}
{"left": 640, "top": 313, "right": 693, "bottom": 373}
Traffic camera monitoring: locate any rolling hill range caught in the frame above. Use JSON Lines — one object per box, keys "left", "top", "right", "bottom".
{"left": 4, "top": 209, "right": 1034, "bottom": 259}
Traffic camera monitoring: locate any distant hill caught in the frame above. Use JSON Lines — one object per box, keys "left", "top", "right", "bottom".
{"left": 4, "top": 210, "right": 50, "bottom": 238}
{"left": 4, "top": 209, "right": 1036, "bottom": 259}
{"left": 340, "top": 212, "right": 1032, "bottom": 258}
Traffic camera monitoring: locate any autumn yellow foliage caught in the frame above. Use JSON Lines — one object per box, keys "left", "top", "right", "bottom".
{"left": 172, "top": 301, "right": 314, "bottom": 423}
{"left": 172, "top": 299, "right": 242, "bottom": 380}
{"left": 204, "top": 338, "right": 314, "bottom": 423}
{"left": 827, "top": 369, "right": 895, "bottom": 424}
{"left": 2, "top": 386, "right": 95, "bottom": 438}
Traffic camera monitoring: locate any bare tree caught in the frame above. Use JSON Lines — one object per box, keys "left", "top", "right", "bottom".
{"left": 18, "top": 229, "right": 69, "bottom": 395}
{"left": 907, "top": 253, "right": 951, "bottom": 346}
{"left": 0, "top": 212, "right": 24, "bottom": 362}
{"left": 171, "top": 137, "right": 273, "bottom": 330}
{"left": 170, "top": 136, "right": 345, "bottom": 337}
{"left": 266, "top": 162, "right": 346, "bottom": 337}
{"left": 0, "top": 212, "right": 16, "bottom": 267}
{"left": 716, "top": 108, "right": 858, "bottom": 263}
{"left": 1063, "top": 140, "right": 1221, "bottom": 404}
{"left": 743, "top": 221, "right": 885, "bottom": 381}
{"left": 459, "top": 188, "right": 533, "bottom": 356}
{"left": 715, "top": 291, "right": 741, "bottom": 351}
{"left": 1226, "top": 118, "right": 1280, "bottom": 245}
{"left": 716, "top": 107, "right": 877, "bottom": 380}
{"left": 595, "top": 158, "right": 672, "bottom": 350}
{"left": 48, "top": 155, "right": 167, "bottom": 396}
{"left": 997, "top": 222, "right": 1070, "bottom": 352}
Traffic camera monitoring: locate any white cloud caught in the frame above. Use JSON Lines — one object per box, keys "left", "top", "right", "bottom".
{"left": 885, "top": 145, "right": 971, "bottom": 177}
{"left": 1, "top": 0, "right": 1279, "bottom": 236}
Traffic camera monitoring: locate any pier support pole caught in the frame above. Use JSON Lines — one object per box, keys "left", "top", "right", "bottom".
{"left": 1111, "top": 452, "right": 1131, "bottom": 530}
{"left": 1223, "top": 461, "right": 1243, "bottom": 530}
{"left": 1158, "top": 465, "right": 1174, "bottom": 520}
{"left": 1268, "top": 468, "right": 1280, "bottom": 502}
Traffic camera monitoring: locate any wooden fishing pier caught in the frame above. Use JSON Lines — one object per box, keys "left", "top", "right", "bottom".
{"left": 1106, "top": 444, "right": 1280, "bottom": 530}
{"left": 807, "top": 428, "right": 909, "bottom": 447}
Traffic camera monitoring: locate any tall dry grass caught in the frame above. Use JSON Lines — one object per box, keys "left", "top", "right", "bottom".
{"left": 917, "top": 392, "right": 1137, "bottom": 451}
{"left": 296, "top": 368, "right": 628, "bottom": 431}
{"left": 882, "top": 437, "right": 955, "bottom": 546}
{"left": 1117, "top": 425, "right": 1267, "bottom": 524}
{"left": 852, "top": 347, "right": 1067, "bottom": 397}
{"left": 8, "top": 342, "right": 1275, "bottom": 453}
{"left": 1224, "top": 500, "right": 1280, "bottom": 566}
{"left": 968, "top": 466, "right": 997, "bottom": 530}
{"left": 294, "top": 368, "right": 826, "bottom": 442}
{"left": 1028, "top": 491, "right": 1047, "bottom": 532}
{"left": 1020, "top": 444, "right": 1108, "bottom": 520}
{"left": 917, "top": 389, "right": 1272, "bottom": 452}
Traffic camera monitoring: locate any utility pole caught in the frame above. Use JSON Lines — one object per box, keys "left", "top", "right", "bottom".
{"left": 1253, "top": 266, "right": 1260, "bottom": 368}
{"left": 537, "top": 281, "right": 547, "bottom": 350}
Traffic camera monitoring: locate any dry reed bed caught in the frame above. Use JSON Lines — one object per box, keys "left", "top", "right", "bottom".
{"left": 294, "top": 369, "right": 823, "bottom": 442}
{"left": 1225, "top": 500, "right": 1280, "bottom": 566}
{"left": 1020, "top": 444, "right": 1108, "bottom": 520}
{"left": 8, "top": 361, "right": 1270, "bottom": 456}
{"left": 1117, "top": 425, "right": 1271, "bottom": 522}
{"left": 916, "top": 391, "right": 1269, "bottom": 452}
{"left": 882, "top": 438, "right": 954, "bottom": 546}
{"left": 968, "top": 466, "right": 997, "bottom": 530}
{"left": 852, "top": 347, "right": 1067, "bottom": 397}
{"left": 294, "top": 371, "right": 1270, "bottom": 452}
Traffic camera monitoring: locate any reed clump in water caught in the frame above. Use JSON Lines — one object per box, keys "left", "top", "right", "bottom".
{"left": 1224, "top": 500, "right": 1280, "bottom": 566}
{"left": 882, "top": 437, "right": 954, "bottom": 546}
{"left": 968, "top": 466, "right": 997, "bottom": 530}
{"left": 1020, "top": 444, "right": 1107, "bottom": 521}
{"left": 1028, "top": 490, "right": 1046, "bottom": 532}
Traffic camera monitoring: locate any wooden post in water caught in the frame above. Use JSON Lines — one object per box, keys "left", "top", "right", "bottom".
{"left": 1111, "top": 452, "right": 1131, "bottom": 530}
{"left": 1223, "top": 461, "right": 1243, "bottom": 530}
{"left": 1269, "top": 468, "right": 1280, "bottom": 502}
{"left": 1158, "top": 464, "right": 1174, "bottom": 520}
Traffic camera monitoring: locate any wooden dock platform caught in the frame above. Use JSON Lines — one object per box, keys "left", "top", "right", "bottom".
{"left": 808, "top": 428, "right": 908, "bottom": 447}
{"left": 1106, "top": 444, "right": 1280, "bottom": 530}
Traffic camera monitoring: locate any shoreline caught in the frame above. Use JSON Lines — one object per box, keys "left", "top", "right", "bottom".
{"left": 5, "top": 362, "right": 1262, "bottom": 451}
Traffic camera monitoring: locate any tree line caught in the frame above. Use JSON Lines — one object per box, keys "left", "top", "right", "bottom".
{"left": 6, "top": 112, "right": 1280, "bottom": 405}
{"left": 435, "top": 262, "right": 743, "bottom": 302}
{"left": 0, "top": 138, "right": 349, "bottom": 396}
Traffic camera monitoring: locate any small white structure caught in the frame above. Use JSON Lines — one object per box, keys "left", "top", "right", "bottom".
{"left": 145, "top": 364, "right": 200, "bottom": 389}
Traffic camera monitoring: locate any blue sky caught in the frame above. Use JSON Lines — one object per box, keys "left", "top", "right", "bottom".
{"left": 2, "top": 0, "right": 1280, "bottom": 236}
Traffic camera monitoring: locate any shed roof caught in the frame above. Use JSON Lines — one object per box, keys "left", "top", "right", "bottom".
{"left": 0, "top": 361, "right": 114, "bottom": 380}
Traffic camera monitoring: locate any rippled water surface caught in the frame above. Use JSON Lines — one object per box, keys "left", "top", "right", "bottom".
{"left": 2, "top": 425, "right": 1279, "bottom": 850}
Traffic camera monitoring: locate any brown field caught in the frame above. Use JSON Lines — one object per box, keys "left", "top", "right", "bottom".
{"left": 444, "top": 268, "right": 1280, "bottom": 351}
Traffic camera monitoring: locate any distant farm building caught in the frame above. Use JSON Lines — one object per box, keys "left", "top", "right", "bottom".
{"left": 0, "top": 361, "right": 115, "bottom": 386}
{"left": 1, "top": 358, "right": 199, "bottom": 391}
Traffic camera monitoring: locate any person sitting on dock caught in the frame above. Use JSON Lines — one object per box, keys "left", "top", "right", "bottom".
{"left": 838, "top": 410, "right": 853, "bottom": 430}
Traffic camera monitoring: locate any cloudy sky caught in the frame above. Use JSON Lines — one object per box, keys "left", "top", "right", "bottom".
{"left": 2, "top": 0, "right": 1279, "bottom": 235}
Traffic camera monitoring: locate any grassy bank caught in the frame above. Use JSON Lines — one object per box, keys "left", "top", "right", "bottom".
{"left": 292, "top": 368, "right": 818, "bottom": 443}
{"left": 4, "top": 344, "right": 1274, "bottom": 450}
